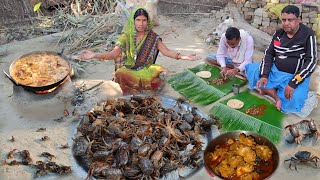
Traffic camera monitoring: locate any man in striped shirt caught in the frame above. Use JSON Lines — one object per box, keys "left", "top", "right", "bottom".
{"left": 245, "top": 5, "right": 317, "bottom": 113}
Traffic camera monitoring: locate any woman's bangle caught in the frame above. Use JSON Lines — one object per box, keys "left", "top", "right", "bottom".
{"left": 175, "top": 52, "right": 181, "bottom": 60}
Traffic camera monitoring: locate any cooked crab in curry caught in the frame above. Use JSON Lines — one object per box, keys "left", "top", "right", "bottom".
{"left": 206, "top": 133, "right": 274, "bottom": 180}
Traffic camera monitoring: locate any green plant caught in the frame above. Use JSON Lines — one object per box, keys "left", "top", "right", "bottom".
{"left": 33, "top": 2, "right": 44, "bottom": 16}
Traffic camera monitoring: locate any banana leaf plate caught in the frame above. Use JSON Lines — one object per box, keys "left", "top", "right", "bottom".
{"left": 209, "top": 90, "right": 286, "bottom": 144}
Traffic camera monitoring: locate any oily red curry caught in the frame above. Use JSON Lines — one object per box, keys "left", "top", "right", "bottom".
{"left": 205, "top": 133, "right": 275, "bottom": 180}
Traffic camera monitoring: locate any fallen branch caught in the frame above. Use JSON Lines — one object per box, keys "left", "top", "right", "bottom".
{"left": 160, "top": 0, "right": 223, "bottom": 8}
{"left": 82, "top": 81, "right": 104, "bottom": 92}
{"left": 19, "top": 0, "right": 33, "bottom": 24}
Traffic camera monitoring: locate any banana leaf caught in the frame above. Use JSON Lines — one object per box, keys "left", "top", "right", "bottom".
{"left": 188, "top": 64, "right": 247, "bottom": 94}
{"left": 167, "top": 70, "right": 222, "bottom": 105}
{"left": 166, "top": 64, "right": 247, "bottom": 105}
{"left": 209, "top": 90, "right": 286, "bottom": 144}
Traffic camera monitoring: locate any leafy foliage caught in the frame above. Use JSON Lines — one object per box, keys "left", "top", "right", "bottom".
{"left": 166, "top": 64, "right": 247, "bottom": 105}
{"left": 209, "top": 90, "right": 286, "bottom": 144}
{"left": 33, "top": 2, "right": 42, "bottom": 12}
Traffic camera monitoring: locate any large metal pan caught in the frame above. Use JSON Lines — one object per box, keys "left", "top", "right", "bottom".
{"left": 3, "top": 51, "right": 71, "bottom": 93}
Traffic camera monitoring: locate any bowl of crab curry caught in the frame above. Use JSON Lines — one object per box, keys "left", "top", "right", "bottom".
{"left": 204, "top": 131, "right": 279, "bottom": 180}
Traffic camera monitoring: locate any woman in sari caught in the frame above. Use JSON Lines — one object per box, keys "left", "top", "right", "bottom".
{"left": 79, "top": 7, "right": 200, "bottom": 95}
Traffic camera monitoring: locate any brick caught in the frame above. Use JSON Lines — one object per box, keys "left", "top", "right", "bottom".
{"left": 264, "top": 26, "right": 276, "bottom": 35}
{"left": 253, "top": 18, "right": 262, "bottom": 25}
{"left": 302, "top": 13, "right": 309, "bottom": 18}
{"left": 260, "top": 2, "right": 267, "bottom": 7}
{"left": 245, "top": 15, "right": 253, "bottom": 20}
{"left": 312, "top": 24, "right": 318, "bottom": 31}
{"left": 302, "top": 7, "right": 310, "bottom": 13}
{"left": 242, "top": 7, "right": 249, "bottom": 12}
{"left": 244, "top": 2, "right": 251, "bottom": 8}
{"left": 309, "top": 6, "right": 319, "bottom": 13}
{"left": 251, "top": 23, "right": 259, "bottom": 29}
{"left": 250, "top": 3, "right": 258, "bottom": 9}
{"left": 310, "top": 18, "right": 317, "bottom": 24}
{"left": 302, "top": 18, "right": 310, "bottom": 23}
{"left": 271, "top": 19, "right": 278, "bottom": 23}
{"left": 309, "top": 12, "right": 318, "bottom": 18}
{"left": 245, "top": 8, "right": 253, "bottom": 14}
{"left": 254, "top": 8, "right": 264, "bottom": 17}
{"left": 262, "top": 11, "right": 269, "bottom": 18}
{"left": 255, "top": 16, "right": 263, "bottom": 22}
{"left": 263, "top": 17, "right": 270, "bottom": 21}
{"left": 247, "top": 11, "right": 254, "bottom": 16}
{"left": 270, "top": 22, "right": 278, "bottom": 27}
{"left": 262, "top": 21, "right": 270, "bottom": 26}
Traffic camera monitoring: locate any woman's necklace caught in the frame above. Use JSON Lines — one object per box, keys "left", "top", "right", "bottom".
{"left": 136, "top": 35, "right": 144, "bottom": 44}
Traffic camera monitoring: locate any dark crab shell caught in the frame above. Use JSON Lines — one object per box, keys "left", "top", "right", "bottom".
{"left": 288, "top": 125, "right": 300, "bottom": 138}
{"left": 295, "top": 151, "right": 312, "bottom": 160}
{"left": 72, "top": 95, "right": 220, "bottom": 179}
{"left": 308, "top": 120, "right": 318, "bottom": 131}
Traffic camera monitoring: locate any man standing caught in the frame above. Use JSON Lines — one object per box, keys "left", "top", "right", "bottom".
{"left": 246, "top": 5, "right": 317, "bottom": 113}
{"left": 206, "top": 27, "right": 254, "bottom": 79}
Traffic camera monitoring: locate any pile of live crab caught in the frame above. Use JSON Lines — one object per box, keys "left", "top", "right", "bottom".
{"left": 72, "top": 95, "right": 217, "bottom": 179}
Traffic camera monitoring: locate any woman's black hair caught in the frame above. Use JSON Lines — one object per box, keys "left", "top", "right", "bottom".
{"left": 134, "top": 8, "right": 149, "bottom": 20}
{"left": 281, "top": 5, "right": 300, "bottom": 18}
{"left": 225, "top": 27, "right": 240, "bottom": 40}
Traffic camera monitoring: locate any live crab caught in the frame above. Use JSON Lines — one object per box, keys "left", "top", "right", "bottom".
{"left": 284, "top": 151, "right": 320, "bottom": 171}
{"left": 284, "top": 119, "right": 320, "bottom": 144}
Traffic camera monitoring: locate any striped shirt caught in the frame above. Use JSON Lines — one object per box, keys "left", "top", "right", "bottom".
{"left": 259, "top": 23, "right": 317, "bottom": 89}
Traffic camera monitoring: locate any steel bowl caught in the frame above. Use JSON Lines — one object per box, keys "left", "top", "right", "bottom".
{"left": 203, "top": 131, "right": 279, "bottom": 179}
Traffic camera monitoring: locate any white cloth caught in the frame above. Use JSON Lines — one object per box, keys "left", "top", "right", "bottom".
{"left": 294, "top": 91, "right": 319, "bottom": 118}
{"left": 234, "top": 29, "right": 249, "bottom": 64}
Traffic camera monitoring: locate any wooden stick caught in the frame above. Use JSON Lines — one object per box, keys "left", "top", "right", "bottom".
{"left": 160, "top": 0, "right": 223, "bottom": 8}
{"left": 82, "top": 81, "right": 104, "bottom": 92}
{"left": 19, "top": 0, "right": 34, "bottom": 24}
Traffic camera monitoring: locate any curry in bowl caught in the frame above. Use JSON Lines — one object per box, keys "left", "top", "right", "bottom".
{"left": 204, "top": 132, "right": 279, "bottom": 180}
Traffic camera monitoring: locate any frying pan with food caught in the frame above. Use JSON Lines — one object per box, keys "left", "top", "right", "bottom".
{"left": 3, "top": 51, "right": 71, "bottom": 93}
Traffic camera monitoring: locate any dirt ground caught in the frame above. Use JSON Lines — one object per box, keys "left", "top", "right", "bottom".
{"left": 0, "top": 13, "right": 320, "bottom": 180}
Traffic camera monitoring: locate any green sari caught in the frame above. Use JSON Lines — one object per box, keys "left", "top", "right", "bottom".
{"left": 114, "top": 7, "right": 165, "bottom": 95}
